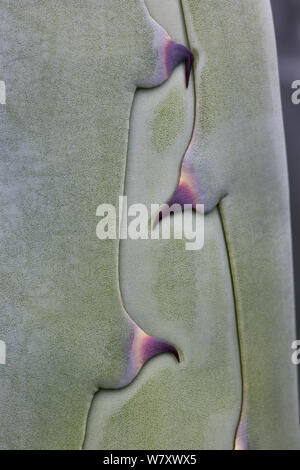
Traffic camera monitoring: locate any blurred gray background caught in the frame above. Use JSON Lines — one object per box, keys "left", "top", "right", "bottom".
{"left": 271, "top": 0, "right": 300, "bottom": 337}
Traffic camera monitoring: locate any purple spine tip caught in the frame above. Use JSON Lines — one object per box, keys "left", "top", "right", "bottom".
{"left": 166, "top": 41, "right": 194, "bottom": 88}
{"left": 153, "top": 181, "right": 198, "bottom": 229}
{"left": 185, "top": 49, "right": 194, "bottom": 88}
{"left": 144, "top": 336, "right": 180, "bottom": 364}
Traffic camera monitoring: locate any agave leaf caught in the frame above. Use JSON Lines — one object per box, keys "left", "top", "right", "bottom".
{"left": 180, "top": 0, "right": 300, "bottom": 450}
{"left": 0, "top": 0, "right": 191, "bottom": 449}
{"left": 84, "top": 0, "right": 242, "bottom": 450}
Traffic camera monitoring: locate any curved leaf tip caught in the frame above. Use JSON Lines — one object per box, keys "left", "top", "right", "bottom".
{"left": 122, "top": 326, "right": 179, "bottom": 387}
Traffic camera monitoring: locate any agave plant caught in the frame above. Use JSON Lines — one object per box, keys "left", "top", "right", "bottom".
{"left": 84, "top": 0, "right": 300, "bottom": 450}
{"left": 0, "top": 0, "right": 299, "bottom": 450}
{"left": 0, "top": 0, "right": 193, "bottom": 449}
